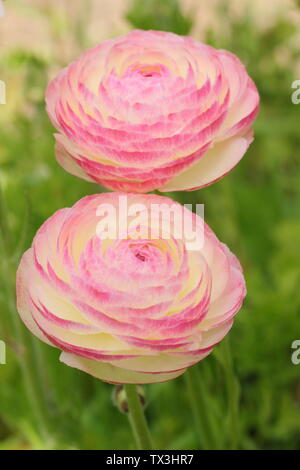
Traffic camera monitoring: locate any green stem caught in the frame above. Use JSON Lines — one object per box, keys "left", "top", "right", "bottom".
{"left": 124, "top": 384, "right": 153, "bottom": 450}
{"left": 4, "top": 268, "right": 52, "bottom": 443}
{"left": 17, "top": 335, "right": 52, "bottom": 441}
{"left": 7, "top": 271, "right": 52, "bottom": 443}
{"left": 0, "top": 187, "right": 52, "bottom": 445}
{"left": 223, "top": 337, "right": 240, "bottom": 450}
{"left": 185, "top": 365, "right": 218, "bottom": 450}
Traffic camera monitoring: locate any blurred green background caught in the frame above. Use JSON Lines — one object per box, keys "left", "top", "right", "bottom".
{"left": 0, "top": 0, "right": 300, "bottom": 450}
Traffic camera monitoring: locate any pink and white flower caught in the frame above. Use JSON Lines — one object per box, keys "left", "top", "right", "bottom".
{"left": 16, "top": 193, "right": 246, "bottom": 384}
{"left": 46, "top": 30, "right": 259, "bottom": 193}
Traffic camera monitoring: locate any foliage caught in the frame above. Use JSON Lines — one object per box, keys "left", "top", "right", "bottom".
{"left": 126, "top": 0, "right": 192, "bottom": 35}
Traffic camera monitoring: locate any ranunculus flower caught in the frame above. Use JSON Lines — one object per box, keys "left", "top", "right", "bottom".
{"left": 16, "top": 193, "right": 246, "bottom": 384}
{"left": 46, "top": 30, "right": 259, "bottom": 193}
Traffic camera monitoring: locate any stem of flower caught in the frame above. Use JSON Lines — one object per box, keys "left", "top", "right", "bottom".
{"left": 0, "top": 186, "right": 52, "bottom": 445}
{"left": 185, "top": 365, "right": 218, "bottom": 450}
{"left": 124, "top": 384, "right": 153, "bottom": 450}
{"left": 222, "top": 337, "right": 240, "bottom": 450}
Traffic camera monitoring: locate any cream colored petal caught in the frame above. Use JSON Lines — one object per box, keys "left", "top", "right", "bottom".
{"left": 159, "top": 135, "right": 252, "bottom": 192}
{"left": 16, "top": 250, "right": 53, "bottom": 346}
{"left": 60, "top": 352, "right": 185, "bottom": 384}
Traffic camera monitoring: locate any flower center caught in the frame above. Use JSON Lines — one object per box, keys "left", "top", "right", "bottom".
{"left": 133, "top": 64, "right": 162, "bottom": 78}
{"left": 130, "top": 243, "right": 151, "bottom": 263}
{"left": 135, "top": 252, "right": 146, "bottom": 262}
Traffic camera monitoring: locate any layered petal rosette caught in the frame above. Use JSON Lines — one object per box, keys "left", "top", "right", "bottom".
{"left": 16, "top": 193, "right": 246, "bottom": 384}
{"left": 46, "top": 30, "right": 259, "bottom": 193}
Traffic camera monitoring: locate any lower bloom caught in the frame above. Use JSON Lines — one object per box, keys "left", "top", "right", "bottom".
{"left": 16, "top": 193, "right": 246, "bottom": 384}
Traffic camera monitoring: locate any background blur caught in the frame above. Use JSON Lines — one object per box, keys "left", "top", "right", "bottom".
{"left": 0, "top": 0, "right": 300, "bottom": 450}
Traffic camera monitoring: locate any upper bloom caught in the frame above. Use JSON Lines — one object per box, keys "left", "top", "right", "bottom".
{"left": 16, "top": 193, "right": 246, "bottom": 384}
{"left": 46, "top": 30, "right": 259, "bottom": 193}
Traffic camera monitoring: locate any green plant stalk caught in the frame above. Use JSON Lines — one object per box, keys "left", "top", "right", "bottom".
{"left": 4, "top": 264, "right": 52, "bottom": 444}
{"left": 124, "top": 384, "right": 153, "bottom": 450}
{"left": 184, "top": 365, "right": 218, "bottom": 450}
{"left": 2, "top": 263, "right": 52, "bottom": 443}
{"left": 222, "top": 337, "right": 240, "bottom": 450}
{"left": 16, "top": 332, "right": 52, "bottom": 442}
{"left": 0, "top": 189, "right": 53, "bottom": 445}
